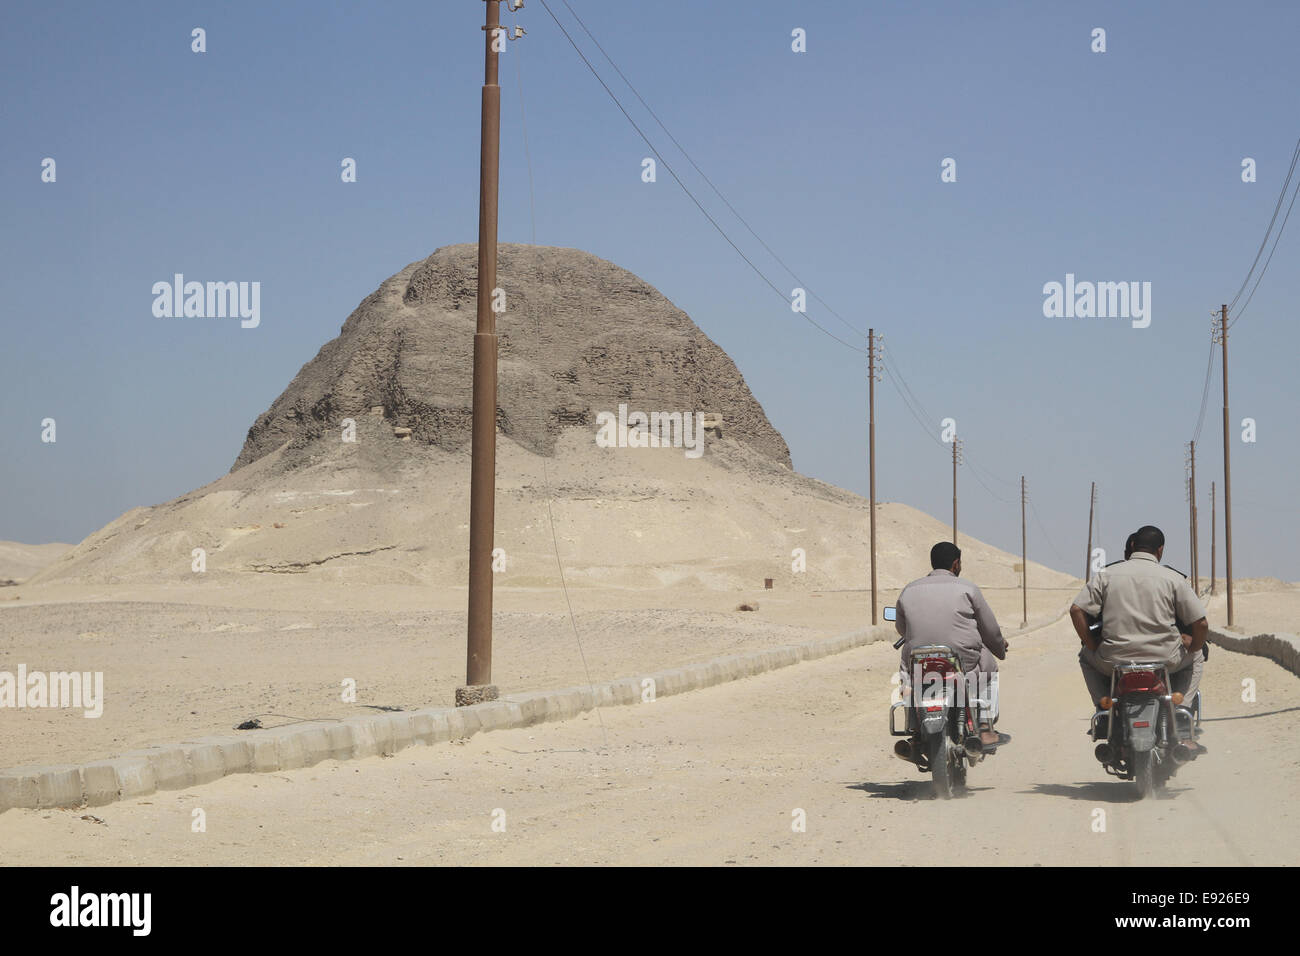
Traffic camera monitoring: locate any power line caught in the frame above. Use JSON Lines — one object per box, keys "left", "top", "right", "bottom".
{"left": 535, "top": 0, "right": 868, "bottom": 355}
{"left": 1227, "top": 134, "right": 1300, "bottom": 323}
{"left": 965, "top": 455, "right": 1017, "bottom": 504}
{"left": 879, "top": 353, "right": 943, "bottom": 447}
{"left": 511, "top": 3, "right": 537, "bottom": 244}
{"left": 879, "top": 341, "right": 940, "bottom": 431}
{"left": 965, "top": 458, "right": 1016, "bottom": 505}
{"left": 1027, "top": 495, "right": 1069, "bottom": 567}
{"left": 511, "top": 13, "right": 607, "bottom": 751}
{"left": 1191, "top": 324, "right": 1216, "bottom": 443}
{"left": 1230, "top": 164, "right": 1300, "bottom": 328}
{"left": 558, "top": 0, "right": 870, "bottom": 346}
{"left": 883, "top": 341, "right": 1019, "bottom": 485}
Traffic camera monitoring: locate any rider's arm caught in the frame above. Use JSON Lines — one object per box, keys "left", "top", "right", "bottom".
{"left": 1070, "top": 605, "right": 1099, "bottom": 653}
{"left": 894, "top": 586, "right": 909, "bottom": 640}
{"left": 970, "top": 587, "right": 1007, "bottom": 659}
{"left": 1173, "top": 579, "right": 1209, "bottom": 655}
{"left": 1070, "top": 573, "right": 1105, "bottom": 653}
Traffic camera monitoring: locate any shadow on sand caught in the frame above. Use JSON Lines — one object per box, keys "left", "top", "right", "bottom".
{"left": 848, "top": 780, "right": 993, "bottom": 801}
{"left": 1202, "top": 705, "right": 1300, "bottom": 722}
{"left": 1022, "top": 780, "right": 1186, "bottom": 803}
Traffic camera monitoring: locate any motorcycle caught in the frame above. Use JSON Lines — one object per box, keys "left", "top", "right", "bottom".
{"left": 1090, "top": 661, "right": 1203, "bottom": 798}
{"left": 885, "top": 606, "right": 998, "bottom": 798}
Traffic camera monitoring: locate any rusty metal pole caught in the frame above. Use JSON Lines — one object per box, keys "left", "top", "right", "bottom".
{"left": 462, "top": 0, "right": 503, "bottom": 705}
{"left": 868, "top": 329, "right": 877, "bottom": 626}
{"left": 1219, "top": 305, "right": 1234, "bottom": 626}
{"left": 1020, "top": 476, "right": 1027, "bottom": 627}
{"left": 1085, "top": 481, "right": 1095, "bottom": 580}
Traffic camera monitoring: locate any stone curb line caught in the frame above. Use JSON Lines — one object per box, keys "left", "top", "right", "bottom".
{"left": 1, "top": 623, "right": 900, "bottom": 814}
{"left": 1209, "top": 627, "right": 1300, "bottom": 678}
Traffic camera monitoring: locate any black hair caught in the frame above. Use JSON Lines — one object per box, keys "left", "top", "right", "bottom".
{"left": 930, "top": 541, "right": 961, "bottom": 570}
{"left": 1132, "top": 525, "right": 1165, "bottom": 554}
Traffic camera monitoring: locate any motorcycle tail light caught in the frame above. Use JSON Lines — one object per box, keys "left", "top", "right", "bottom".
{"left": 1118, "top": 671, "right": 1164, "bottom": 695}
{"left": 918, "top": 657, "right": 954, "bottom": 677}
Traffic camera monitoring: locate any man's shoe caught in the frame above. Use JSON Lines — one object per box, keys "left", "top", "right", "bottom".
{"left": 979, "top": 727, "right": 999, "bottom": 749}
{"left": 894, "top": 739, "right": 914, "bottom": 761}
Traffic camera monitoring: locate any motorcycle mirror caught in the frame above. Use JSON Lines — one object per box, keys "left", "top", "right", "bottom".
{"left": 883, "top": 606, "right": 897, "bottom": 622}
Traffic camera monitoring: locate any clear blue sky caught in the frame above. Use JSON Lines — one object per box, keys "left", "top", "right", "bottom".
{"left": 2, "top": 0, "right": 1297, "bottom": 580}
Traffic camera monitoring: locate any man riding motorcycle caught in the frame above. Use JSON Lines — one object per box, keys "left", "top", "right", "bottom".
{"left": 1092, "top": 531, "right": 1207, "bottom": 707}
{"left": 1069, "top": 525, "right": 1207, "bottom": 752}
{"left": 893, "top": 541, "right": 1008, "bottom": 750}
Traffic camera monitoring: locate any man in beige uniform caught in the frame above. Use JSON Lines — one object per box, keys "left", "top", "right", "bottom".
{"left": 895, "top": 541, "right": 1007, "bottom": 747}
{"left": 1069, "top": 525, "right": 1207, "bottom": 729}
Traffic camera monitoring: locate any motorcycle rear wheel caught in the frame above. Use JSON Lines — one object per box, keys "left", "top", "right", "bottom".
{"left": 1133, "top": 750, "right": 1156, "bottom": 799}
{"left": 929, "top": 733, "right": 954, "bottom": 799}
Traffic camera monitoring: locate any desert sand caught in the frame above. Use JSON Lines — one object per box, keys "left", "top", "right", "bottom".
{"left": 2, "top": 612, "right": 1296, "bottom": 866}
{"left": 0, "top": 542, "right": 71, "bottom": 586}
{"left": 0, "top": 429, "right": 1078, "bottom": 769}
{"left": 1, "top": 244, "right": 1294, "bottom": 864}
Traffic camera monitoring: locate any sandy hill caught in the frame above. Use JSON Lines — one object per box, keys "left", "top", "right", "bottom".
{"left": 31, "top": 245, "right": 1076, "bottom": 594}
{"left": 0, "top": 541, "right": 72, "bottom": 585}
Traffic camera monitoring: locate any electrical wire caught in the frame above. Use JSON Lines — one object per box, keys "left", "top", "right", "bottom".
{"left": 1028, "top": 495, "right": 1070, "bottom": 567}
{"left": 1227, "top": 135, "right": 1300, "bottom": 317}
{"left": 1230, "top": 165, "right": 1300, "bottom": 329}
{"left": 512, "top": 12, "right": 608, "bottom": 751}
{"left": 558, "top": 0, "right": 871, "bottom": 346}
{"left": 879, "top": 355, "right": 944, "bottom": 448}
{"left": 1190, "top": 330, "right": 1216, "bottom": 443}
{"left": 511, "top": 4, "right": 537, "bottom": 245}
{"left": 535, "top": 0, "right": 868, "bottom": 356}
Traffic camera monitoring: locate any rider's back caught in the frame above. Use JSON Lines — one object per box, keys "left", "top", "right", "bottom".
{"left": 1085, "top": 553, "right": 1202, "bottom": 665}
{"left": 896, "top": 570, "right": 1002, "bottom": 672}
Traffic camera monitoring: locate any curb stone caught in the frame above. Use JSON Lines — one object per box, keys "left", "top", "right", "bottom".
{"left": 0, "top": 623, "right": 894, "bottom": 813}
{"left": 1209, "top": 628, "right": 1300, "bottom": 678}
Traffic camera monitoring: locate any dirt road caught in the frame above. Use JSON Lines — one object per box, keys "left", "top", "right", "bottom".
{"left": 2, "top": 617, "right": 1296, "bottom": 865}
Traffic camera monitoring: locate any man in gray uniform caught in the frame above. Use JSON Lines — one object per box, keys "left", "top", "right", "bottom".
{"left": 1088, "top": 530, "right": 1206, "bottom": 706}
{"left": 895, "top": 541, "right": 1008, "bottom": 747}
{"left": 1069, "top": 525, "right": 1208, "bottom": 745}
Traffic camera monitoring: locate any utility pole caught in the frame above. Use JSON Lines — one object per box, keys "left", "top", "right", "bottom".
{"left": 951, "top": 438, "right": 962, "bottom": 544}
{"left": 1085, "top": 481, "right": 1095, "bottom": 580}
{"left": 461, "top": 0, "right": 507, "bottom": 706}
{"left": 1020, "top": 476, "right": 1028, "bottom": 627}
{"left": 1210, "top": 480, "right": 1216, "bottom": 596}
{"left": 1187, "top": 440, "right": 1198, "bottom": 592}
{"left": 868, "top": 329, "right": 878, "bottom": 625}
{"left": 1216, "top": 305, "right": 1234, "bottom": 626}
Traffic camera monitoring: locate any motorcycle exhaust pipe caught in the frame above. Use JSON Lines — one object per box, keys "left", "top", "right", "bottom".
{"left": 1094, "top": 743, "right": 1113, "bottom": 764}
